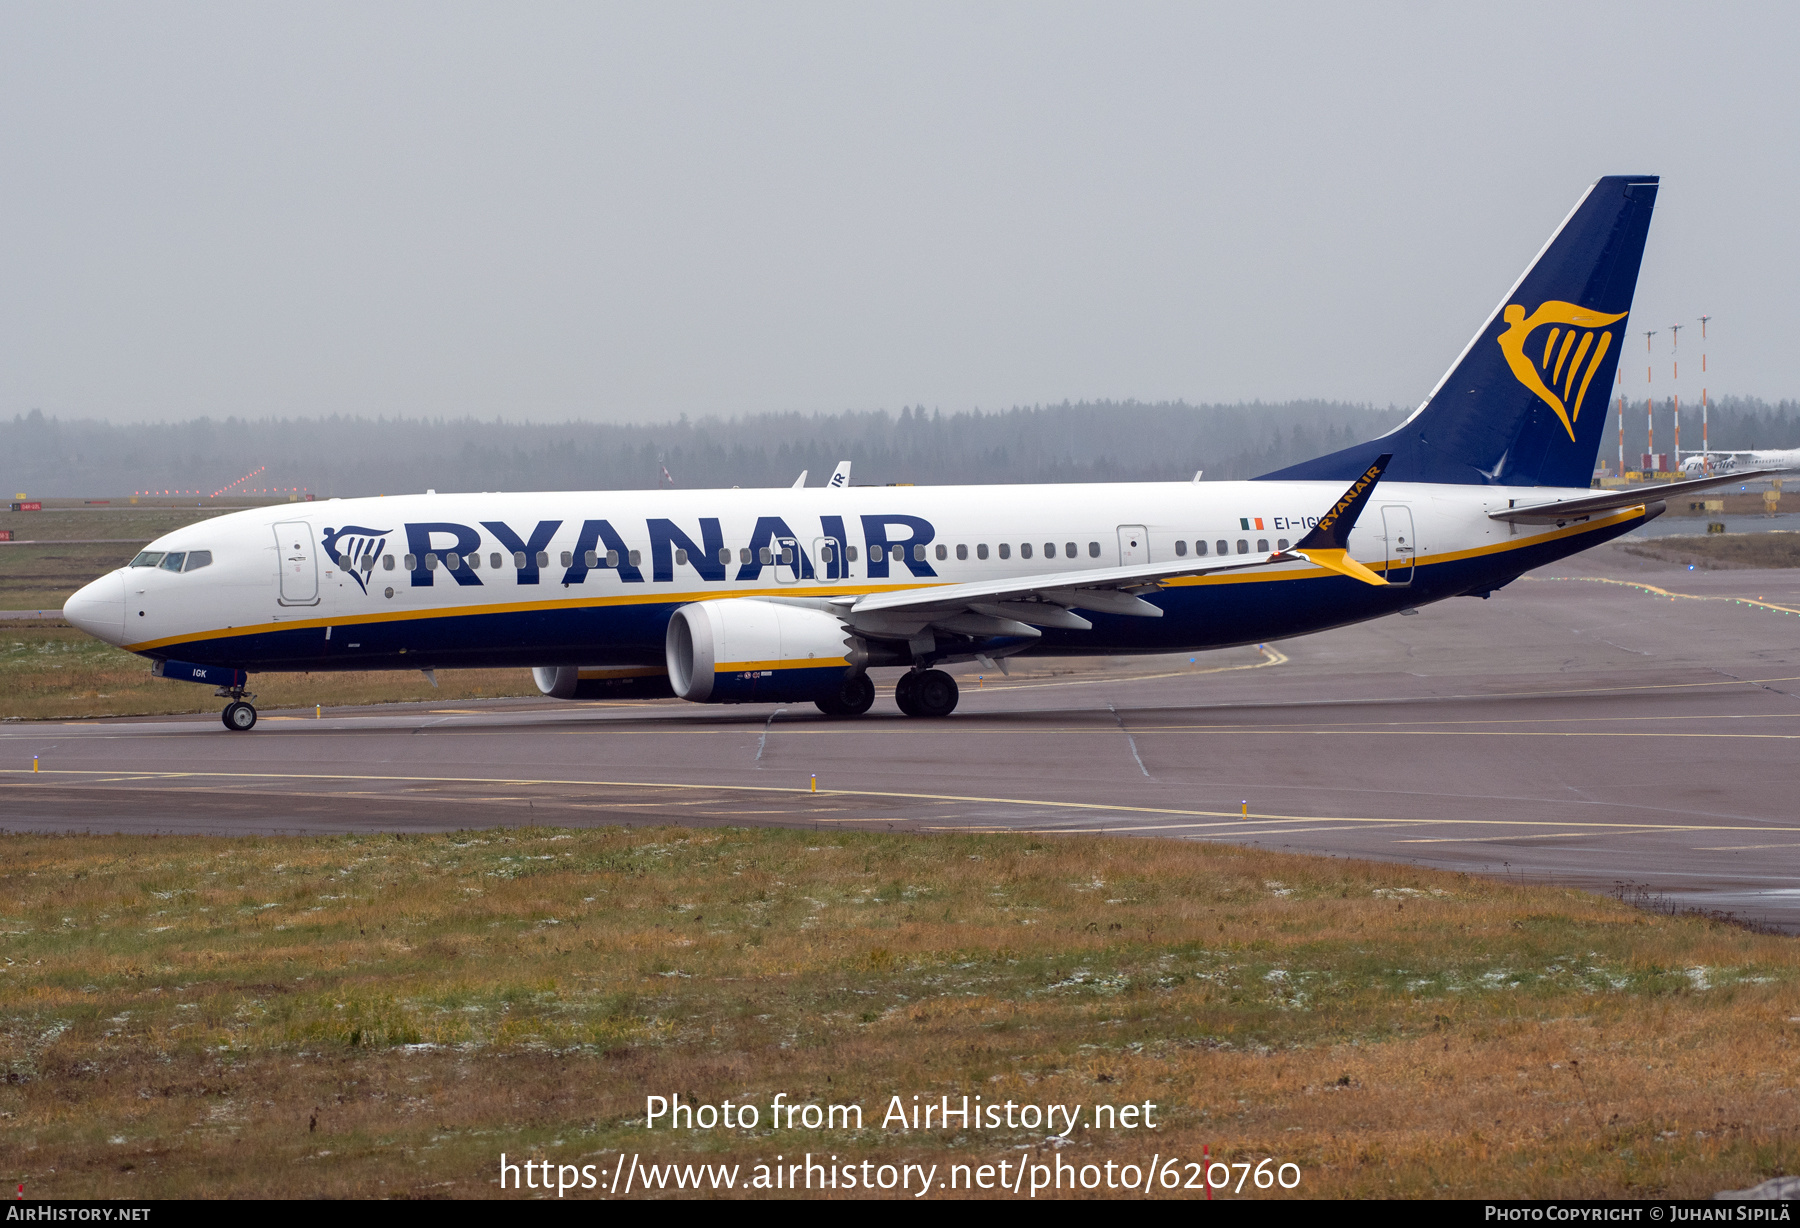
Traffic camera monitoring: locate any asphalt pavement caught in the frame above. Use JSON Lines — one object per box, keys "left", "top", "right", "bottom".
{"left": 5, "top": 542, "right": 1798, "bottom": 929}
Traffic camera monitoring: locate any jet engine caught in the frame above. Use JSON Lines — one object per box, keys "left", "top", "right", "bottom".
{"left": 665, "top": 598, "right": 864, "bottom": 703}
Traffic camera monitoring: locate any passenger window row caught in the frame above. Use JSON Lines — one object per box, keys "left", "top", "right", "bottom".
{"left": 330, "top": 534, "right": 1243, "bottom": 578}
{"left": 132, "top": 534, "right": 1301, "bottom": 583}
{"left": 947, "top": 541, "right": 1099, "bottom": 562}
{"left": 1171, "top": 537, "right": 1290, "bottom": 558}
{"left": 403, "top": 549, "right": 571, "bottom": 571}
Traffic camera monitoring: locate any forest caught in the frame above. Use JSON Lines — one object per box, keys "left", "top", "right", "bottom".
{"left": 3, "top": 397, "right": 1794, "bottom": 497}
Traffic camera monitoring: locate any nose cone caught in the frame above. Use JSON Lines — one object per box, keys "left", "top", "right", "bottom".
{"left": 64, "top": 571, "right": 127, "bottom": 645}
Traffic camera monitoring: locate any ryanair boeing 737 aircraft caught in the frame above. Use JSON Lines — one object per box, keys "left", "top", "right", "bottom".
{"left": 63, "top": 175, "right": 1762, "bottom": 730}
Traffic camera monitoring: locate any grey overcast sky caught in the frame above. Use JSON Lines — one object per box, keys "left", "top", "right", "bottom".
{"left": 2, "top": 2, "right": 1795, "bottom": 424}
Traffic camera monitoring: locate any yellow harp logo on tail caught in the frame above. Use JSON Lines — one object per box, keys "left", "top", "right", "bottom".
{"left": 1496, "top": 301, "right": 1627, "bottom": 441}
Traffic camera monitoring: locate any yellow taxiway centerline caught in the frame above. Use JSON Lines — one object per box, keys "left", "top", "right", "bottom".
{"left": 6, "top": 768, "right": 1800, "bottom": 836}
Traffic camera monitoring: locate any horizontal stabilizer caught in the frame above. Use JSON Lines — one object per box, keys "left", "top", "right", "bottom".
{"left": 1489, "top": 469, "right": 1781, "bottom": 524}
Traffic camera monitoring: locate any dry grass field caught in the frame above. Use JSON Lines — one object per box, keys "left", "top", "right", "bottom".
{"left": 0, "top": 500, "right": 544, "bottom": 717}
{"left": 0, "top": 622, "right": 539, "bottom": 719}
{"left": 0, "top": 503, "right": 262, "bottom": 612}
{"left": 3, "top": 824, "right": 1796, "bottom": 1199}
{"left": 1619, "top": 532, "right": 1800, "bottom": 570}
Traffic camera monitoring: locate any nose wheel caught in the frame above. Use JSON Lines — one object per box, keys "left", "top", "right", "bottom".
{"left": 221, "top": 700, "right": 258, "bottom": 731}
{"left": 894, "top": 668, "right": 959, "bottom": 718}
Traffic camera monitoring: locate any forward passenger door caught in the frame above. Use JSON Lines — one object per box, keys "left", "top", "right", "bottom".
{"left": 274, "top": 521, "right": 320, "bottom": 606}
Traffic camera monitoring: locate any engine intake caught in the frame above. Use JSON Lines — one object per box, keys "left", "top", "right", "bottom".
{"left": 666, "top": 599, "right": 861, "bottom": 703}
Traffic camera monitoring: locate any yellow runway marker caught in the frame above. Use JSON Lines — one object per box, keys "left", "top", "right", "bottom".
{"left": 1132, "top": 711, "right": 1800, "bottom": 733}
{"left": 964, "top": 646, "right": 1288, "bottom": 693}
{"left": 1530, "top": 575, "right": 1800, "bottom": 616}
{"left": 8, "top": 768, "right": 1800, "bottom": 837}
{"left": 1392, "top": 831, "right": 1652, "bottom": 845}
{"left": 1692, "top": 842, "right": 1800, "bottom": 851}
{"left": 1167, "top": 823, "right": 1414, "bottom": 839}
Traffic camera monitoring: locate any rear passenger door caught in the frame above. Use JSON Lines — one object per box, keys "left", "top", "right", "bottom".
{"left": 1380, "top": 506, "right": 1415, "bottom": 586}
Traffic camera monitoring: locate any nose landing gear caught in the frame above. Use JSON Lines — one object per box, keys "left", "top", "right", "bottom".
{"left": 216, "top": 687, "right": 258, "bottom": 732}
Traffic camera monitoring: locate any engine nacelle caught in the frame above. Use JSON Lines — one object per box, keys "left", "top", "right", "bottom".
{"left": 532, "top": 665, "right": 675, "bottom": 700}
{"left": 666, "top": 599, "right": 861, "bottom": 703}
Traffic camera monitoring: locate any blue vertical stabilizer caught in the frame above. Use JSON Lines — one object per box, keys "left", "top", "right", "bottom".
{"left": 1259, "top": 175, "right": 1658, "bottom": 488}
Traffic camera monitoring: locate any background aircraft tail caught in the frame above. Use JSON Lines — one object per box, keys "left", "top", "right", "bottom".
{"left": 1260, "top": 175, "right": 1658, "bottom": 488}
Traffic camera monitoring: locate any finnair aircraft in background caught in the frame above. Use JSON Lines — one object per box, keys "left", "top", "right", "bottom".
{"left": 1680, "top": 449, "right": 1800, "bottom": 475}
{"left": 65, "top": 175, "right": 1763, "bottom": 731}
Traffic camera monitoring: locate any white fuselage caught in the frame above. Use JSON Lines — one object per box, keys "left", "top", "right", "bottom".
{"left": 64, "top": 479, "right": 1648, "bottom": 675}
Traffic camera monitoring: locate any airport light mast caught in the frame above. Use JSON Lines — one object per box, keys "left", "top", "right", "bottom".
{"left": 1669, "top": 322, "right": 1683, "bottom": 466}
{"left": 1699, "top": 315, "right": 1712, "bottom": 469}
{"left": 1643, "top": 329, "right": 1657, "bottom": 472}
{"left": 1616, "top": 368, "right": 1626, "bottom": 477}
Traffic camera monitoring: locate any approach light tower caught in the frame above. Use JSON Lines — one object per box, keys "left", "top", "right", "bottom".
{"left": 1643, "top": 329, "right": 1658, "bottom": 471}
{"left": 1699, "top": 315, "right": 1712, "bottom": 467}
{"left": 1669, "top": 322, "right": 1683, "bottom": 465}
{"left": 1616, "top": 367, "right": 1627, "bottom": 477}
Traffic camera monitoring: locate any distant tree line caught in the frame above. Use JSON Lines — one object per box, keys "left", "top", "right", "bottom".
{"left": 5, "top": 396, "right": 1795, "bottom": 497}
{"left": 1, "top": 401, "right": 1406, "bottom": 497}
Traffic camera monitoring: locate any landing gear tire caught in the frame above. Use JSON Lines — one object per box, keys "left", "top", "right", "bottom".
{"left": 897, "top": 668, "right": 958, "bottom": 718}
{"left": 893, "top": 669, "right": 921, "bottom": 716}
{"left": 814, "top": 673, "right": 876, "bottom": 717}
{"left": 222, "top": 701, "right": 257, "bottom": 731}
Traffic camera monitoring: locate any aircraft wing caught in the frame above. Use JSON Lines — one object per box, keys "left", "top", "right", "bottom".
{"left": 1489, "top": 469, "right": 1782, "bottom": 524}
{"left": 837, "top": 457, "right": 1393, "bottom": 639}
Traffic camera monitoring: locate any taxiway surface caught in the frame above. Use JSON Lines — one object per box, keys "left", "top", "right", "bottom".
{"left": 6, "top": 545, "right": 1799, "bottom": 928}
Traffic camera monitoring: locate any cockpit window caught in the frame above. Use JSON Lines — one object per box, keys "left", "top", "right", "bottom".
{"left": 130, "top": 551, "right": 165, "bottom": 568}
{"left": 158, "top": 552, "right": 187, "bottom": 572}
{"left": 184, "top": 550, "right": 213, "bottom": 572}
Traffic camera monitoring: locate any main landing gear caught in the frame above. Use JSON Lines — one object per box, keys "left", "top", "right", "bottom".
{"left": 815, "top": 672, "right": 876, "bottom": 717}
{"left": 894, "top": 668, "right": 959, "bottom": 718}
{"left": 217, "top": 688, "right": 258, "bottom": 732}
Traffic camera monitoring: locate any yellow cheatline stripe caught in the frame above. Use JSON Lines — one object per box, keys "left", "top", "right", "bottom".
{"left": 119, "top": 580, "right": 929, "bottom": 653}
{"left": 1525, "top": 575, "right": 1800, "bottom": 616}
{"left": 715, "top": 657, "right": 848, "bottom": 673}
{"left": 120, "top": 506, "right": 1646, "bottom": 654}
{"left": 5, "top": 767, "right": 1798, "bottom": 835}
